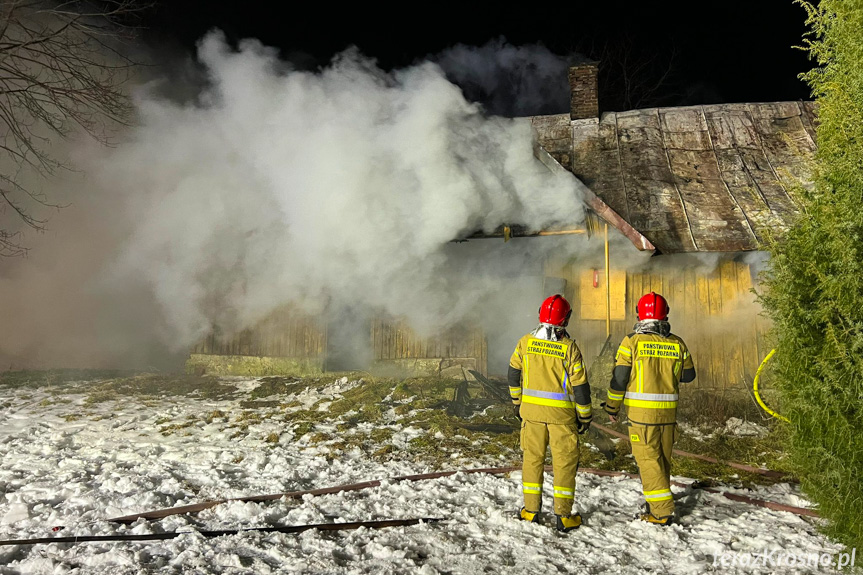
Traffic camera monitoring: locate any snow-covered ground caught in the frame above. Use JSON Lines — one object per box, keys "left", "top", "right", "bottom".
{"left": 0, "top": 375, "right": 853, "bottom": 574}
{"left": 678, "top": 419, "right": 771, "bottom": 443}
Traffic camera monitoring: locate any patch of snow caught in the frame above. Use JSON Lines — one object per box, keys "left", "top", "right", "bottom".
{"left": 677, "top": 421, "right": 715, "bottom": 442}
{"left": 229, "top": 377, "right": 265, "bottom": 393}
{"left": 0, "top": 378, "right": 850, "bottom": 574}
{"left": 390, "top": 426, "right": 425, "bottom": 450}
{"left": 724, "top": 417, "right": 769, "bottom": 438}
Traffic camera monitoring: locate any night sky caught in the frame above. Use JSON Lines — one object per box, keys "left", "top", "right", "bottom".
{"left": 139, "top": 1, "right": 814, "bottom": 114}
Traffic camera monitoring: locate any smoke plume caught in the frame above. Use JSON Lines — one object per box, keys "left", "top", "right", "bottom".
{"left": 0, "top": 32, "right": 599, "bottom": 370}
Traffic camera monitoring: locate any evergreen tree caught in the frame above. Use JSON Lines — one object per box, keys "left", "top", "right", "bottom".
{"left": 761, "top": 0, "right": 863, "bottom": 550}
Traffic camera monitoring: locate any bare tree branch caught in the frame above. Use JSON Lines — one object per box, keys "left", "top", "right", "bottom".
{"left": 575, "top": 35, "right": 683, "bottom": 113}
{"left": 0, "top": 0, "right": 150, "bottom": 255}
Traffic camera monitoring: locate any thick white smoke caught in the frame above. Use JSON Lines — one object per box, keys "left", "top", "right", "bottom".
{"left": 0, "top": 32, "right": 596, "bottom": 370}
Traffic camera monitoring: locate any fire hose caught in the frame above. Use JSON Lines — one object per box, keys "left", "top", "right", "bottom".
{"left": 8, "top": 370, "right": 805, "bottom": 547}
{"left": 5, "top": 464, "right": 815, "bottom": 547}
{"left": 103, "top": 464, "right": 813, "bottom": 526}
{"left": 753, "top": 349, "right": 790, "bottom": 423}
{"left": 0, "top": 518, "right": 441, "bottom": 547}
{"left": 590, "top": 422, "right": 791, "bottom": 479}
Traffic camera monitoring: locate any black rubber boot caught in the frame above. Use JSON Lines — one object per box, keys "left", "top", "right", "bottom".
{"left": 555, "top": 513, "right": 582, "bottom": 532}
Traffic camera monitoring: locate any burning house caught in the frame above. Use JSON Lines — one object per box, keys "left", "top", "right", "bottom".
{"left": 532, "top": 63, "right": 815, "bottom": 393}
{"left": 186, "top": 62, "right": 816, "bottom": 395}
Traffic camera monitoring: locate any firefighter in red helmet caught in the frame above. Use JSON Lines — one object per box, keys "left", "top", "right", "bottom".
{"left": 508, "top": 294, "right": 592, "bottom": 532}
{"left": 602, "top": 292, "right": 696, "bottom": 525}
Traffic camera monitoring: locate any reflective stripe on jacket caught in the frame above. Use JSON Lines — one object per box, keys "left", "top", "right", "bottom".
{"left": 613, "top": 332, "right": 694, "bottom": 424}
{"left": 509, "top": 334, "right": 591, "bottom": 424}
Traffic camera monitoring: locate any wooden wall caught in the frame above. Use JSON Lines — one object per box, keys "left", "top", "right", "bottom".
{"left": 544, "top": 255, "right": 625, "bottom": 379}
{"left": 626, "top": 258, "right": 769, "bottom": 392}
{"left": 190, "top": 254, "right": 764, "bottom": 389}
{"left": 545, "top": 255, "right": 769, "bottom": 393}
{"left": 192, "top": 307, "right": 488, "bottom": 376}
{"left": 192, "top": 306, "right": 327, "bottom": 360}
{"left": 371, "top": 318, "right": 488, "bottom": 376}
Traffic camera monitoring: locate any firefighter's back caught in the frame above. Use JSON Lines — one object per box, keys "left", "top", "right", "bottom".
{"left": 514, "top": 332, "right": 584, "bottom": 424}
{"left": 618, "top": 331, "right": 691, "bottom": 425}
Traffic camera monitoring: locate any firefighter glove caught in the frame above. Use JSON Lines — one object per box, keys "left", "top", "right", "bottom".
{"left": 576, "top": 416, "right": 591, "bottom": 435}
{"left": 512, "top": 404, "right": 521, "bottom": 421}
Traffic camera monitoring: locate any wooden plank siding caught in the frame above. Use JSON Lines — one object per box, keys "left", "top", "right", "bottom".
{"left": 630, "top": 258, "right": 766, "bottom": 392}
{"left": 370, "top": 318, "right": 488, "bottom": 376}
{"left": 193, "top": 308, "right": 488, "bottom": 377}
{"left": 192, "top": 306, "right": 327, "bottom": 360}
{"left": 550, "top": 255, "right": 768, "bottom": 394}
{"left": 190, "top": 256, "right": 764, "bottom": 391}
{"left": 544, "top": 256, "right": 630, "bottom": 375}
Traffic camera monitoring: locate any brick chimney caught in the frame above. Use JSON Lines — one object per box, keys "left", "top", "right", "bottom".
{"left": 569, "top": 62, "right": 599, "bottom": 120}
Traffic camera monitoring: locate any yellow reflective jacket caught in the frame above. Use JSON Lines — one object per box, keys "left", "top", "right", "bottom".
{"left": 605, "top": 332, "right": 695, "bottom": 425}
{"left": 509, "top": 333, "right": 592, "bottom": 424}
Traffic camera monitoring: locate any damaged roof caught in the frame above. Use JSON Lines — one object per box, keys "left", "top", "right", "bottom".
{"left": 531, "top": 101, "right": 817, "bottom": 254}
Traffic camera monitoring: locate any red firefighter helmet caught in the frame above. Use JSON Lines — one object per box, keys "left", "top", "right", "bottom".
{"left": 538, "top": 294, "right": 572, "bottom": 327}
{"left": 636, "top": 292, "right": 670, "bottom": 321}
